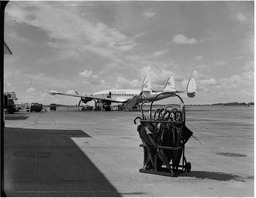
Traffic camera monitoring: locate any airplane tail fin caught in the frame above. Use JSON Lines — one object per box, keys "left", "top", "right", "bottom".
{"left": 186, "top": 77, "right": 197, "bottom": 98}
{"left": 142, "top": 75, "right": 152, "bottom": 91}
{"left": 164, "top": 76, "right": 176, "bottom": 92}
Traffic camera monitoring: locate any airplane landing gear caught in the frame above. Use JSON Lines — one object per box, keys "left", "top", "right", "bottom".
{"left": 103, "top": 105, "right": 111, "bottom": 111}
{"left": 118, "top": 104, "right": 125, "bottom": 111}
{"left": 94, "top": 100, "right": 111, "bottom": 111}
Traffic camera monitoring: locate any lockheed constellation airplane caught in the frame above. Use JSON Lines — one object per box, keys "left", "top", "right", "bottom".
{"left": 49, "top": 76, "right": 196, "bottom": 111}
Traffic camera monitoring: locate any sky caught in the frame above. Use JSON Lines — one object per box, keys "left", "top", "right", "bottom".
{"left": 3, "top": 1, "right": 254, "bottom": 105}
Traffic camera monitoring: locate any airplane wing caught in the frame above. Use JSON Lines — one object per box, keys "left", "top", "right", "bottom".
{"left": 49, "top": 90, "right": 85, "bottom": 98}
{"left": 49, "top": 90, "right": 129, "bottom": 103}
{"left": 92, "top": 96, "right": 129, "bottom": 103}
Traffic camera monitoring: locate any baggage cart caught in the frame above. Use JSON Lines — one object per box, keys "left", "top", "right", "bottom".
{"left": 134, "top": 92, "right": 193, "bottom": 177}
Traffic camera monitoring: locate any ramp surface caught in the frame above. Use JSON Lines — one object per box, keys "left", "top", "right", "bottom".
{"left": 3, "top": 107, "right": 254, "bottom": 197}
{"left": 4, "top": 128, "right": 121, "bottom": 197}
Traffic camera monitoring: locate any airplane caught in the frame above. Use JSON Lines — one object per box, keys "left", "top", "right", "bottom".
{"left": 49, "top": 76, "right": 197, "bottom": 111}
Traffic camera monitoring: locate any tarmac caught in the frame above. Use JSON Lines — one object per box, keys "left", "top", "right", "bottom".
{"left": 3, "top": 108, "right": 254, "bottom": 197}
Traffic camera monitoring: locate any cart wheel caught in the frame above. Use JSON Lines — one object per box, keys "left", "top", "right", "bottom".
{"left": 185, "top": 162, "right": 191, "bottom": 172}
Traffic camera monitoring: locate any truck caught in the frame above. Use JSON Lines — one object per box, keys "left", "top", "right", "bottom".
{"left": 30, "top": 103, "right": 43, "bottom": 112}
{"left": 50, "top": 103, "right": 56, "bottom": 111}
{"left": 4, "top": 92, "right": 18, "bottom": 114}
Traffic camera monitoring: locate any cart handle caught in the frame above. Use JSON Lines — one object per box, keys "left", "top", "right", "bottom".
{"left": 149, "top": 92, "right": 184, "bottom": 120}
{"left": 140, "top": 100, "right": 149, "bottom": 120}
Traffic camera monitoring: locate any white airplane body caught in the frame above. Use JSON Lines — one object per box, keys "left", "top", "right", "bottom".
{"left": 49, "top": 76, "right": 196, "bottom": 111}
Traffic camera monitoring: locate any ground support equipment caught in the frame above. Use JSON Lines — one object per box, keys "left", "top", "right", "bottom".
{"left": 134, "top": 93, "right": 193, "bottom": 177}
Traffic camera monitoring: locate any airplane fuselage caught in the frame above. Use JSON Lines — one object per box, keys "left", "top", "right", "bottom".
{"left": 93, "top": 89, "right": 140, "bottom": 102}
{"left": 93, "top": 89, "right": 174, "bottom": 104}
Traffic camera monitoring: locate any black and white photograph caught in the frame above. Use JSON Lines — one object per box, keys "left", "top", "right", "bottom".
{"left": 1, "top": 0, "right": 254, "bottom": 197}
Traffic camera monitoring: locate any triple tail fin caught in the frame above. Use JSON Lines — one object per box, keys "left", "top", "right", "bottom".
{"left": 187, "top": 77, "right": 197, "bottom": 98}
{"left": 142, "top": 75, "right": 152, "bottom": 91}
{"left": 163, "top": 76, "right": 176, "bottom": 92}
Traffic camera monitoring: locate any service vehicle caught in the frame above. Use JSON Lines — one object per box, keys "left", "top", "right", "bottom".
{"left": 4, "top": 92, "right": 18, "bottom": 114}
{"left": 30, "top": 103, "right": 42, "bottom": 112}
{"left": 50, "top": 103, "right": 56, "bottom": 111}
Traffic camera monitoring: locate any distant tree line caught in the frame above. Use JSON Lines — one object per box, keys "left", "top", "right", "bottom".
{"left": 211, "top": 102, "right": 254, "bottom": 106}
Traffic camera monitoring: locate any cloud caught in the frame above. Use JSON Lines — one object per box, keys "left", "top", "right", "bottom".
{"left": 112, "top": 41, "right": 137, "bottom": 51}
{"left": 207, "top": 71, "right": 254, "bottom": 102}
{"left": 199, "top": 78, "right": 217, "bottom": 86}
{"left": 224, "top": 71, "right": 253, "bottom": 88}
{"left": 6, "top": 2, "right": 136, "bottom": 60}
{"left": 236, "top": 13, "right": 247, "bottom": 23}
{"left": 79, "top": 69, "right": 98, "bottom": 79}
{"left": 152, "top": 49, "right": 169, "bottom": 57}
{"left": 172, "top": 34, "right": 198, "bottom": 45}
{"left": 241, "top": 61, "right": 254, "bottom": 71}
{"left": 28, "top": 73, "right": 75, "bottom": 89}
{"left": 78, "top": 69, "right": 104, "bottom": 86}
{"left": 26, "top": 87, "right": 36, "bottom": 93}
{"left": 242, "top": 30, "right": 254, "bottom": 54}
{"left": 116, "top": 76, "right": 139, "bottom": 88}
{"left": 198, "top": 71, "right": 254, "bottom": 92}
{"left": 7, "top": 31, "right": 30, "bottom": 43}
{"left": 112, "top": 65, "right": 181, "bottom": 90}
{"left": 138, "top": 65, "right": 178, "bottom": 86}
{"left": 143, "top": 10, "right": 156, "bottom": 19}
{"left": 195, "top": 56, "right": 203, "bottom": 61}
{"left": 192, "top": 70, "right": 204, "bottom": 79}
{"left": 214, "top": 61, "right": 227, "bottom": 66}
{"left": 134, "top": 32, "right": 148, "bottom": 39}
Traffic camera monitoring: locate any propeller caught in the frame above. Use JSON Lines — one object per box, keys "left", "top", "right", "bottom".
{"left": 78, "top": 99, "right": 82, "bottom": 107}
{"left": 75, "top": 91, "right": 82, "bottom": 107}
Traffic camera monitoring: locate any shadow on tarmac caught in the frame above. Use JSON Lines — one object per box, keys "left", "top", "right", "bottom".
{"left": 180, "top": 171, "right": 251, "bottom": 182}
{"left": 5, "top": 113, "right": 29, "bottom": 120}
{"left": 4, "top": 127, "right": 121, "bottom": 197}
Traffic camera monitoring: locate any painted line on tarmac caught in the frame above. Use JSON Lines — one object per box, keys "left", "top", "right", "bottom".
{"left": 47, "top": 111, "right": 57, "bottom": 125}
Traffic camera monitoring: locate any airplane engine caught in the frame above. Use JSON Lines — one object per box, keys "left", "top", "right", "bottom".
{"left": 102, "top": 101, "right": 111, "bottom": 111}
{"left": 81, "top": 97, "right": 92, "bottom": 103}
{"left": 78, "top": 97, "right": 92, "bottom": 106}
{"left": 103, "top": 101, "right": 111, "bottom": 106}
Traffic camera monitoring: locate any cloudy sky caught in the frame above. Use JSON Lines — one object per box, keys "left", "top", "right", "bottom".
{"left": 4, "top": 1, "right": 254, "bottom": 105}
